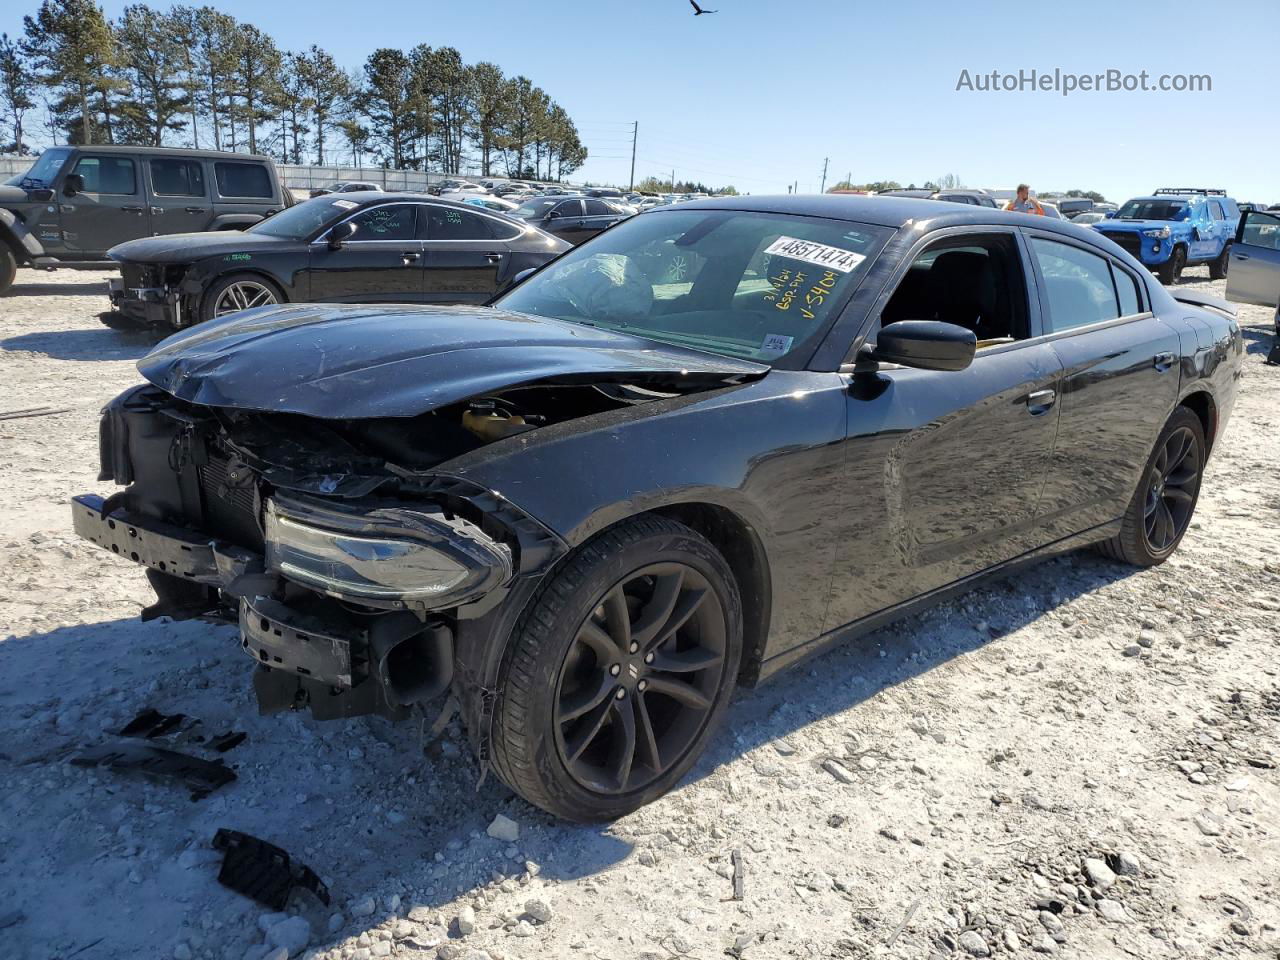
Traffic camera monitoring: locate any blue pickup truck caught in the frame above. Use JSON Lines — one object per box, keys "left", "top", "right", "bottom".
{"left": 1092, "top": 188, "right": 1239, "bottom": 284}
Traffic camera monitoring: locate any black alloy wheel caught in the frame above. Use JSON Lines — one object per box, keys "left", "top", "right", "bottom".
{"left": 1158, "top": 246, "right": 1187, "bottom": 285}
{"left": 490, "top": 515, "right": 742, "bottom": 821}
{"left": 1141, "top": 425, "right": 1201, "bottom": 555}
{"left": 1209, "top": 243, "right": 1231, "bottom": 281}
{"left": 554, "top": 562, "right": 728, "bottom": 795}
{"left": 1098, "top": 405, "right": 1205, "bottom": 566}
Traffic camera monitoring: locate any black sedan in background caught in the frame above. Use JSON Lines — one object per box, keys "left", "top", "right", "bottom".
{"left": 512, "top": 195, "right": 634, "bottom": 244}
{"left": 75, "top": 195, "right": 1240, "bottom": 822}
{"left": 105, "top": 194, "right": 568, "bottom": 329}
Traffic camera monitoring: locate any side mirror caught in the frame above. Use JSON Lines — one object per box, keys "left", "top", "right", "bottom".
{"left": 63, "top": 173, "right": 85, "bottom": 197}
{"left": 511, "top": 267, "right": 538, "bottom": 286}
{"left": 545, "top": 210, "right": 559, "bottom": 221}
{"left": 869, "top": 320, "right": 976, "bottom": 371}
{"left": 327, "top": 220, "right": 358, "bottom": 250}
{"left": 1104, "top": 211, "right": 1116, "bottom": 218}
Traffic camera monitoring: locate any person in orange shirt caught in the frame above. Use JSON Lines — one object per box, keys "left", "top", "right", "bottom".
{"left": 1004, "top": 184, "right": 1045, "bottom": 215}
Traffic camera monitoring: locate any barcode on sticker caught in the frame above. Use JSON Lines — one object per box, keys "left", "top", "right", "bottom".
{"left": 764, "top": 237, "right": 865, "bottom": 273}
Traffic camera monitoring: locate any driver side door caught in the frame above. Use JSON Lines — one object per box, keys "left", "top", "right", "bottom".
{"left": 1227, "top": 209, "right": 1280, "bottom": 307}
{"left": 822, "top": 227, "right": 1065, "bottom": 634}
{"left": 304, "top": 203, "right": 426, "bottom": 303}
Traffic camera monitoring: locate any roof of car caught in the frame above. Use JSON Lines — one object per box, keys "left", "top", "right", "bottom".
{"left": 49, "top": 144, "right": 273, "bottom": 161}
{"left": 662, "top": 193, "right": 1110, "bottom": 237}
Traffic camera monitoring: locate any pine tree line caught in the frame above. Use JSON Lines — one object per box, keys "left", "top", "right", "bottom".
{"left": 0, "top": 0, "right": 588, "bottom": 179}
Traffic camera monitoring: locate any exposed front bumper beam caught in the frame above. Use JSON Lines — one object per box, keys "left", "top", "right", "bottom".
{"left": 107, "top": 277, "right": 181, "bottom": 328}
{"left": 71, "top": 493, "right": 258, "bottom": 587}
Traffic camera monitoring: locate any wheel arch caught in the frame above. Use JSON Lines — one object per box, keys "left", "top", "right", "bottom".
{"left": 646, "top": 501, "right": 773, "bottom": 687}
{"left": 1178, "top": 389, "right": 1218, "bottom": 455}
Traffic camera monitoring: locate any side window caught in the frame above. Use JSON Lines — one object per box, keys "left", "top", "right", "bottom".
{"left": 344, "top": 205, "right": 417, "bottom": 242}
{"left": 880, "top": 234, "right": 1029, "bottom": 344}
{"left": 149, "top": 158, "right": 205, "bottom": 197}
{"left": 1240, "top": 211, "right": 1280, "bottom": 250}
{"left": 421, "top": 205, "right": 499, "bottom": 241}
{"left": 553, "top": 200, "right": 583, "bottom": 218}
{"left": 73, "top": 156, "right": 136, "bottom": 195}
{"left": 1030, "top": 237, "right": 1119, "bottom": 332}
{"left": 583, "top": 199, "right": 613, "bottom": 216}
{"left": 214, "top": 162, "right": 273, "bottom": 199}
{"left": 1209, "top": 200, "right": 1224, "bottom": 221}
{"left": 1112, "top": 264, "right": 1142, "bottom": 316}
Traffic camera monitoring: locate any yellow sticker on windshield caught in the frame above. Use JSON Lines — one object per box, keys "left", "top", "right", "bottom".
{"left": 765, "top": 237, "right": 865, "bottom": 273}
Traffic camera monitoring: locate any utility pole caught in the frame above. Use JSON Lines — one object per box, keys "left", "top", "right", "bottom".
{"left": 820, "top": 157, "right": 829, "bottom": 194}
{"left": 628, "top": 121, "right": 637, "bottom": 192}
{"left": 671, "top": 168, "right": 676, "bottom": 192}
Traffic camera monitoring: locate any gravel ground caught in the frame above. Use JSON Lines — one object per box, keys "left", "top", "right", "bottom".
{"left": 0, "top": 267, "right": 1277, "bottom": 960}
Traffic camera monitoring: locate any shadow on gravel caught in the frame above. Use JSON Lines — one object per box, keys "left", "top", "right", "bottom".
{"left": 0, "top": 608, "right": 630, "bottom": 958}
{"left": 692, "top": 548, "right": 1142, "bottom": 782}
{"left": 1241, "top": 324, "right": 1277, "bottom": 359}
{"left": 0, "top": 326, "right": 159, "bottom": 361}
{"left": 0, "top": 547, "right": 1136, "bottom": 956}
{"left": 5, "top": 282, "right": 111, "bottom": 297}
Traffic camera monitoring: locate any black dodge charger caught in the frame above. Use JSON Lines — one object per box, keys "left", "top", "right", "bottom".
{"left": 104, "top": 193, "right": 568, "bottom": 329}
{"left": 74, "top": 195, "right": 1241, "bottom": 821}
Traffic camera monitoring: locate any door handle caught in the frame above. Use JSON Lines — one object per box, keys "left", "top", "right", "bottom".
{"left": 121, "top": 205, "right": 145, "bottom": 213}
{"left": 1153, "top": 351, "right": 1176, "bottom": 371}
{"left": 150, "top": 206, "right": 163, "bottom": 216}
{"left": 1026, "top": 389, "right": 1056, "bottom": 415}
{"left": 185, "top": 206, "right": 206, "bottom": 214}
{"left": 1234, "top": 253, "right": 1250, "bottom": 261}
{"left": 485, "top": 254, "right": 502, "bottom": 263}
{"left": 401, "top": 252, "right": 421, "bottom": 264}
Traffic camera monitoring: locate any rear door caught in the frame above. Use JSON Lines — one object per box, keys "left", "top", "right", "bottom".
{"left": 145, "top": 156, "right": 212, "bottom": 235}
{"left": 304, "top": 202, "right": 425, "bottom": 303}
{"left": 1025, "top": 231, "right": 1181, "bottom": 539}
{"left": 419, "top": 203, "right": 515, "bottom": 303}
{"left": 1226, "top": 209, "right": 1280, "bottom": 307}
{"left": 59, "top": 154, "right": 150, "bottom": 256}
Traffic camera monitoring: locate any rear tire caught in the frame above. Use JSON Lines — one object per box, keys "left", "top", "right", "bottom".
{"left": 199, "top": 273, "right": 284, "bottom": 324}
{"left": 0, "top": 246, "right": 16, "bottom": 296}
{"left": 1097, "top": 406, "right": 1205, "bottom": 566}
{"left": 1208, "top": 243, "right": 1230, "bottom": 280}
{"left": 490, "top": 515, "right": 742, "bottom": 822}
{"left": 1156, "top": 246, "right": 1186, "bottom": 285}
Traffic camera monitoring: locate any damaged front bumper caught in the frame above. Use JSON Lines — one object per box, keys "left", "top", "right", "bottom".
{"left": 72, "top": 488, "right": 516, "bottom": 719}
{"left": 108, "top": 276, "right": 184, "bottom": 327}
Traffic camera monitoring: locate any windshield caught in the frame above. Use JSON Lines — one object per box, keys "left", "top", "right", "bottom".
{"left": 495, "top": 208, "right": 892, "bottom": 367}
{"left": 248, "top": 195, "right": 351, "bottom": 239}
{"left": 20, "top": 148, "right": 72, "bottom": 187}
{"left": 514, "top": 199, "right": 558, "bottom": 219}
{"left": 1116, "top": 199, "right": 1188, "bottom": 221}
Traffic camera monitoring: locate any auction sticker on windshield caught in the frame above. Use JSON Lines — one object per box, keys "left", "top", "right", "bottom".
{"left": 332, "top": 199, "right": 359, "bottom": 210}
{"left": 765, "top": 236, "right": 866, "bottom": 273}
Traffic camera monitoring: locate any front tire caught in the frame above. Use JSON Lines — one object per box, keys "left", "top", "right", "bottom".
{"left": 1208, "top": 243, "right": 1230, "bottom": 280}
{"left": 199, "top": 273, "right": 284, "bottom": 324}
{"left": 1157, "top": 246, "right": 1186, "bottom": 285}
{"left": 1097, "top": 406, "right": 1205, "bottom": 566}
{"left": 490, "top": 516, "right": 742, "bottom": 822}
{"left": 0, "top": 246, "right": 16, "bottom": 296}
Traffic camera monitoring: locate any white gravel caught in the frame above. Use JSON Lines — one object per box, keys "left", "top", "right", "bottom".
{"left": 1, "top": 266, "right": 1278, "bottom": 959}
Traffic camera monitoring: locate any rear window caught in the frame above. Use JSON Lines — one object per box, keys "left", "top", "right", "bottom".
{"left": 150, "top": 158, "right": 205, "bottom": 197}
{"left": 420, "top": 205, "right": 518, "bottom": 241}
{"left": 214, "top": 162, "right": 274, "bottom": 199}
{"left": 73, "top": 156, "right": 136, "bottom": 195}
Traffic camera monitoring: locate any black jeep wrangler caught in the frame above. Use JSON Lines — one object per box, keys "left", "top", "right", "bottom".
{"left": 0, "top": 145, "right": 292, "bottom": 295}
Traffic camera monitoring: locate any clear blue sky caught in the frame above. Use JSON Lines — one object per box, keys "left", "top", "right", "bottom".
{"left": 5, "top": 0, "right": 1278, "bottom": 202}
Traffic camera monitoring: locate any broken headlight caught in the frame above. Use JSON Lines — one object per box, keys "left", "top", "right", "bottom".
{"left": 264, "top": 495, "right": 512, "bottom": 608}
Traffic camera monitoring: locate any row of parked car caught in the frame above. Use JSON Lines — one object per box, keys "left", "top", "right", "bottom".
{"left": 3, "top": 146, "right": 1278, "bottom": 359}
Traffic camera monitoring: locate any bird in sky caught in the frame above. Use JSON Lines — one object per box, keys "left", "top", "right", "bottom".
{"left": 689, "top": 0, "right": 718, "bottom": 14}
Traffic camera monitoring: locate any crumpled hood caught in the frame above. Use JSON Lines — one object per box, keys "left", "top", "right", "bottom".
{"left": 109, "top": 231, "right": 293, "bottom": 263}
{"left": 138, "top": 303, "right": 769, "bottom": 419}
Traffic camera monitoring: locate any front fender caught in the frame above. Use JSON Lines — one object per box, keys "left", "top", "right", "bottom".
{"left": 0, "top": 209, "right": 44, "bottom": 261}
